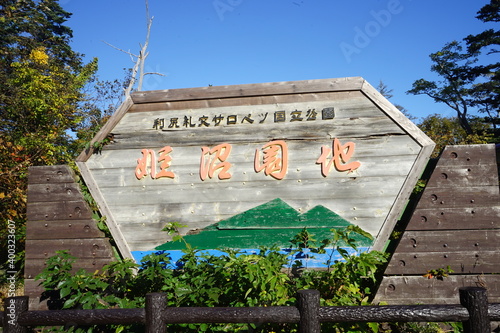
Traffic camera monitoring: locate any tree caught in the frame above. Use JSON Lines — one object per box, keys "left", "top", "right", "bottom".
{"left": 0, "top": 0, "right": 97, "bottom": 277}
{"left": 465, "top": 0, "right": 500, "bottom": 134}
{"left": 102, "top": 0, "right": 164, "bottom": 97}
{"left": 407, "top": 0, "right": 499, "bottom": 139}
{"left": 407, "top": 41, "right": 476, "bottom": 135}
{"left": 418, "top": 114, "right": 492, "bottom": 157}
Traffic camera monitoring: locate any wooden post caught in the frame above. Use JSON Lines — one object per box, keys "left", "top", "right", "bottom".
{"left": 3, "top": 296, "right": 29, "bottom": 333}
{"left": 297, "top": 290, "right": 320, "bottom": 333}
{"left": 146, "top": 293, "right": 167, "bottom": 333}
{"left": 460, "top": 287, "right": 490, "bottom": 333}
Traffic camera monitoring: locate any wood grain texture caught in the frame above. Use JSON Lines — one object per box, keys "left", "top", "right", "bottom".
{"left": 26, "top": 220, "right": 105, "bottom": 239}
{"left": 25, "top": 239, "right": 114, "bottom": 259}
{"left": 375, "top": 144, "right": 500, "bottom": 305}
{"left": 80, "top": 78, "right": 434, "bottom": 255}
{"left": 76, "top": 161, "right": 133, "bottom": 259}
{"left": 27, "top": 183, "right": 84, "bottom": 203}
{"left": 375, "top": 275, "right": 500, "bottom": 305}
{"left": 130, "top": 77, "right": 365, "bottom": 104}
{"left": 406, "top": 206, "right": 500, "bottom": 230}
{"left": 25, "top": 166, "right": 117, "bottom": 310}
{"left": 24, "top": 258, "right": 113, "bottom": 279}
{"left": 28, "top": 165, "right": 77, "bottom": 184}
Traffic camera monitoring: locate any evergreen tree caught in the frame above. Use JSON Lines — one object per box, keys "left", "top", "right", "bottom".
{"left": 407, "top": 0, "right": 499, "bottom": 139}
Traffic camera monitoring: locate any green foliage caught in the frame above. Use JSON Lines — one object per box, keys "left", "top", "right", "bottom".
{"left": 423, "top": 266, "right": 454, "bottom": 281}
{"left": 0, "top": 1, "right": 97, "bottom": 282}
{"left": 0, "top": 0, "right": 127, "bottom": 282}
{"left": 36, "top": 227, "right": 388, "bottom": 333}
{"left": 408, "top": 1, "right": 499, "bottom": 140}
{"left": 417, "top": 114, "right": 493, "bottom": 157}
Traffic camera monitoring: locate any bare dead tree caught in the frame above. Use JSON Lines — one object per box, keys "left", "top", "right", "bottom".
{"left": 103, "top": 0, "right": 165, "bottom": 97}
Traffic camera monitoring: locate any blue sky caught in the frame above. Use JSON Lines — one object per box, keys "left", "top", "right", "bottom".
{"left": 62, "top": 0, "right": 493, "bottom": 120}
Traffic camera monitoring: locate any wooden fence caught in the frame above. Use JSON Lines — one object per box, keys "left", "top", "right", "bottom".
{"left": 1, "top": 287, "right": 499, "bottom": 333}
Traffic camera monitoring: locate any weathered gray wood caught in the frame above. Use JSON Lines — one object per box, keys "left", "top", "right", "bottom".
{"left": 79, "top": 77, "right": 434, "bottom": 258}
{"left": 85, "top": 135, "right": 420, "bottom": 170}
{"left": 129, "top": 90, "right": 369, "bottom": 113}
{"left": 76, "top": 161, "right": 133, "bottom": 259}
{"left": 360, "top": 79, "right": 435, "bottom": 149}
{"left": 130, "top": 77, "right": 366, "bottom": 104}
{"left": 460, "top": 287, "right": 490, "bottom": 333}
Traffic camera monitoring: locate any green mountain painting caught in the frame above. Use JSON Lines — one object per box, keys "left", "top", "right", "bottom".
{"left": 155, "top": 198, "right": 373, "bottom": 251}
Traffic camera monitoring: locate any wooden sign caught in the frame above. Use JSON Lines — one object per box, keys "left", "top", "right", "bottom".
{"left": 76, "top": 77, "right": 434, "bottom": 264}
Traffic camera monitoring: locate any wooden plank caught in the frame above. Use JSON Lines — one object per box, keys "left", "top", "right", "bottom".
{"left": 23, "top": 279, "right": 48, "bottom": 310}
{"left": 436, "top": 144, "right": 497, "bottom": 167}
{"left": 374, "top": 275, "right": 500, "bottom": 305}
{"left": 25, "top": 238, "right": 114, "bottom": 260}
{"left": 114, "top": 195, "right": 398, "bottom": 251}
{"left": 406, "top": 206, "right": 500, "bottom": 230}
{"left": 385, "top": 251, "right": 500, "bottom": 275}
{"left": 128, "top": 90, "right": 363, "bottom": 113}
{"left": 360, "top": 80, "right": 435, "bottom": 149}
{"left": 130, "top": 77, "right": 365, "bottom": 104}
{"left": 26, "top": 220, "right": 105, "bottom": 240}
{"left": 76, "top": 161, "right": 134, "bottom": 260}
{"left": 85, "top": 135, "right": 420, "bottom": 171}
{"left": 27, "top": 200, "right": 93, "bottom": 221}
{"left": 80, "top": 77, "right": 434, "bottom": 257}
{"left": 109, "top": 118, "right": 406, "bottom": 150}
{"left": 23, "top": 279, "right": 44, "bottom": 296}
{"left": 373, "top": 144, "right": 435, "bottom": 252}
{"left": 28, "top": 165, "right": 76, "bottom": 184}
{"left": 24, "top": 257, "right": 114, "bottom": 279}
{"left": 394, "top": 230, "right": 500, "bottom": 253}
{"left": 415, "top": 186, "right": 500, "bottom": 208}
{"left": 358, "top": 80, "right": 435, "bottom": 250}
{"left": 27, "top": 183, "right": 84, "bottom": 203}
{"left": 427, "top": 164, "right": 499, "bottom": 188}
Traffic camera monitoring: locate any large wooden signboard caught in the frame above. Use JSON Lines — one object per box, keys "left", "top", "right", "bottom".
{"left": 76, "top": 77, "right": 434, "bottom": 262}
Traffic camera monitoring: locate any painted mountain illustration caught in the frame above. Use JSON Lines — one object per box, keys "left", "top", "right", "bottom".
{"left": 155, "top": 198, "right": 373, "bottom": 251}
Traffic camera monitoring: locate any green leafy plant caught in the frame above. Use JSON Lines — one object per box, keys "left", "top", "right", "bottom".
{"left": 423, "top": 266, "right": 454, "bottom": 280}
{"left": 36, "top": 227, "right": 389, "bottom": 332}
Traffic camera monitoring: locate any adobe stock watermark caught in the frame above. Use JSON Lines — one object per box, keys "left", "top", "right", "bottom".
{"left": 213, "top": 0, "right": 243, "bottom": 22}
{"left": 5, "top": 220, "right": 18, "bottom": 325}
{"left": 339, "top": 0, "right": 406, "bottom": 63}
